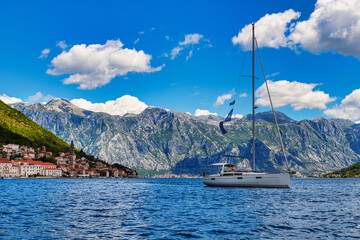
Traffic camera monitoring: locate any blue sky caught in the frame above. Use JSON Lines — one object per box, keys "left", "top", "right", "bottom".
{"left": 1, "top": 0, "right": 360, "bottom": 122}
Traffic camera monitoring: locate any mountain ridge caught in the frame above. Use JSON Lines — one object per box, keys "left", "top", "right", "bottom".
{"left": 9, "top": 99, "right": 360, "bottom": 175}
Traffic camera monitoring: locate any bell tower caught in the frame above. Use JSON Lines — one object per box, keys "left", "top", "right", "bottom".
{"left": 69, "top": 140, "right": 76, "bottom": 167}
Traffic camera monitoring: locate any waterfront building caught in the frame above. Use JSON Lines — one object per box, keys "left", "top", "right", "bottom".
{"left": 70, "top": 168, "right": 86, "bottom": 177}
{"left": 0, "top": 158, "right": 20, "bottom": 178}
{"left": 12, "top": 160, "right": 57, "bottom": 177}
{"left": 41, "top": 168, "right": 62, "bottom": 177}
{"left": 0, "top": 143, "right": 131, "bottom": 178}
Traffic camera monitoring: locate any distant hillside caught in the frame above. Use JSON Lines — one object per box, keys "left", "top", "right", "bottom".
{"left": 0, "top": 100, "right": 69, "bottom": 154}
{"left": 322, "top": 162, "right": 360, "bottom": 178}
{"left": 10, "top": 99, "right": 360, "bottom": 176}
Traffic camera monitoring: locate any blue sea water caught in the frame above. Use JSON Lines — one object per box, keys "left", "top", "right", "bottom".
{"left": 0, "top": 178, "right": 359, "bottom": 239}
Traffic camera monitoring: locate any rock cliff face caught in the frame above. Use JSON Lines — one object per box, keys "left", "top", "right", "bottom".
{"left": 11, "top": 99, "right": 360, "bottom": 175}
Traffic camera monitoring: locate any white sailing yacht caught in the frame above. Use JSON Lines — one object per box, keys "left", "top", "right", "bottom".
{"left": 203, "top": 23, "right": 290, "bottom": 188}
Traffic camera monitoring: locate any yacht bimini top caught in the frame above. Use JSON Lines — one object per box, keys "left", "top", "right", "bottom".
{"left": 209, "top": 163, "right": 235, "bottom": 167}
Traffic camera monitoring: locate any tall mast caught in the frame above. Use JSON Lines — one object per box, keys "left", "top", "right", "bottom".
{"left": 252, "top": 23, "right": 255, "bottom": 171}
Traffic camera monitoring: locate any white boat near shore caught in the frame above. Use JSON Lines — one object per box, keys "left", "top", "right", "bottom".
{"left": 203, "top": 163, "right": 289, "bottom": 188}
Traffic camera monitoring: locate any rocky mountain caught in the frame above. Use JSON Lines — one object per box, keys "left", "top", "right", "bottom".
{"left": 196, "top": 114, "right": 225, "bottom": 125}
{"left": 10, "top": 99, "right": 360, "bottom": 175}
{"left": 244, "top": 111, "right": 295, "bottom": 124}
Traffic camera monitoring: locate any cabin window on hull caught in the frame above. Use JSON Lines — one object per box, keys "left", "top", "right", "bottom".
{"left": 211, "top": 178, "right": 215, "bottom": 180}
{"left": 237, "top": 177, "right": 243, "bottom": 179}
{"left": 256, "top": 177, "right": 262, "bottom": 179}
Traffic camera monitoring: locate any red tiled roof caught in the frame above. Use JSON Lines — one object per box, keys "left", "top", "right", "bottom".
{"left": 12, "top": 160, "right": 28, "bottom": 163}
{"left": 0, "top": 158, "right": 11, "bottom": 163}
{"left": 40, "top": 162, "right": 55, "bottom": 166}
{"left": 12, "top": 160, "right": 55, "bottom": 166}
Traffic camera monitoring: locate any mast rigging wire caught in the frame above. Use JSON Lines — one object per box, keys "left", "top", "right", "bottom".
{"left": 254, "top": 37, "right": 291, "bottom": 173}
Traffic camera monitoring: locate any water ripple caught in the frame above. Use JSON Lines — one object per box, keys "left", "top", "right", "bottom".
{"left": 0, "top": 178, "right": 360, "bottom": 239}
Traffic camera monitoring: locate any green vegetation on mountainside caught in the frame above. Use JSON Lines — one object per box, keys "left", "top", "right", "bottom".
{"left": 0, "top": 100, "right": 69, "bottom": 154}
{"left": 322, "top": 162, "right": 360, "bottom": 178}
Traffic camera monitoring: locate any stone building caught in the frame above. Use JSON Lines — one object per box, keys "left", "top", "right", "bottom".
{"left": 69, "top": 141, "right": 76, "bottom": 167}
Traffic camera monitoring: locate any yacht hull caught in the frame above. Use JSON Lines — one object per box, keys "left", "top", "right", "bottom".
{"left": 203, "top": 173, "right": 290, "bottom": 188}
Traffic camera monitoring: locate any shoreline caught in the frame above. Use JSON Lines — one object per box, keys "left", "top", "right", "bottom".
{"left": 0, "top": 176, "right": 139, "bottom": 179}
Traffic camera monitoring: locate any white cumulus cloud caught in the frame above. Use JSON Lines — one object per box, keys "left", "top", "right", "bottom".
{"left": 324, "top": 88, "right": 360, "bottom": 121}
{"left": 214, "top": 92, "right": 236, "bottom": 107}
{"left": 239, "top": 93, "right": 248, "bottom": 98}
{"left": 266, "top": 71, "right": 281, "bottom": 79}
{"left": 170, "top": 46, "right": 183, "bottom": 59}
{"left": 43, "top": 95, "right": 56, "bottom": 102}
{"left": 46, "top": 40, "right": 164, "bottom": 89}
{"left": 233, "top": 0, "right": 360, "bottom": 59}
{"left": 289, "top": 0, "right": 360, "bottom": 57}
{"left": 70, "top": 95, "right": 148, "bottom": 116}
{"left": 233, "top": 114, "right": 243, "bottom": 119}
{"left": 0, "top": 94, "right": 23, "bottom": 104}
{"left": 255, "top": 80, "right": 336, "bottom": 110}
{"left": 232, "top": 9, "right": 300, "bottom": 50}
{"left": 28, "top": 92, "right": 43, "bottom": 102}
{"left": 194, "top": 109, "right": 217, "bottom": 116}
{"left": 39, "top": 48, "right": 50, "bottom": 59}
{"left": 56, "top": 41, "right": 68, "bottom": 50}
{"left": 179, "top": 33, "right": 203, "bottom": 46}
{"left": 170, "top": 33, "right": 204, "bottom": 60}
{"left": 28, "top": 92, "right": 55, "bottom": 103}
{"left": 186, "top": 50, "right": 193, "bottom": 61}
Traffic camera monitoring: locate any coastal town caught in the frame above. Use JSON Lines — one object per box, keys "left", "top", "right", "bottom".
{"left": 0, "top": 141, "right": 137, "bottom": 178}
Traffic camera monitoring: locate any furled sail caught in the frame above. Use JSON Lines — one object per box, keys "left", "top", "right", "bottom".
{"left": 219, "top": 121, "right": 227, "bottom": 134}
{"left": 219, "top": 109, "right": 233, "bottom": 134}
